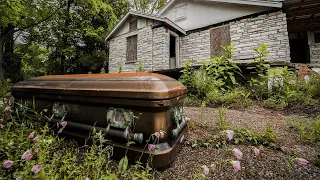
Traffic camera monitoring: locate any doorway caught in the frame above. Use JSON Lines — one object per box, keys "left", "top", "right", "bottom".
{"left": 169, "top": 31, "right": 179, "bottom": 69}
{"left": 289, "top": 32, "right": 310, "bottom": 63}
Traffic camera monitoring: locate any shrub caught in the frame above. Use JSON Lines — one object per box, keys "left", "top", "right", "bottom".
{"left": 206, "top": 45, "right": 242, "bottom": 91}
{"left": 180, "top": 60, "right": 215, "bottom": 101}
{"left": 207, "top": 87, "right": 251, "bottom": 108}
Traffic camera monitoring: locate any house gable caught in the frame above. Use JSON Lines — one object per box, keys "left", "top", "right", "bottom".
{"left": 159, "top": 0, "right": 280, "bottom": 31}
{"left": 106, "top": 11, "right": 186, "bottom": 41}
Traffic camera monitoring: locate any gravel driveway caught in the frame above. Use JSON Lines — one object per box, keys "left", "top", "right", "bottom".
{"left": 158, "top": 106, "right": 320, "bottom": 179}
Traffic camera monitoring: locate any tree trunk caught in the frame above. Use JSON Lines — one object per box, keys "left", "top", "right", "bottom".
{"left": 0, "top": 40, "right": 4, "bottom": 79}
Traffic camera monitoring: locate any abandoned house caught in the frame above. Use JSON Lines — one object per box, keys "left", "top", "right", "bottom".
{"left": 106, "top": 0, "right": 320, "bottom": 73}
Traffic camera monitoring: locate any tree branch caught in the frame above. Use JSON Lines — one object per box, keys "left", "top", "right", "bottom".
{"left": 14, "top": 2, "right": 66, "bottom": 33}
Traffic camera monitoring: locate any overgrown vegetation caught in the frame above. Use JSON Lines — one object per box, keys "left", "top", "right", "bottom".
{"left": 191, "top": 107, "right": 278, "bottom": 149}
{"left": 287, "top": 116, "right": 320, "bottom": 144}
{"left": 180, "top": 44, "right": 320, "bottom": 110}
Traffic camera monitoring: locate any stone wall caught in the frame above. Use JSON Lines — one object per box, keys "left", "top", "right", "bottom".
{"left": 179, "top": 30, "right": 211, "bottom": 66}
{"left": 109, "top": 26, "right": 169, "bottom": 73}
{"left": 229, "top": 11, "right": 290, "bottom": 62}
{"left": 310, "top": 43, "right": 320, "bottom": 63}
{"left": 152, "top": 27, "right": 170, "bottom": 71}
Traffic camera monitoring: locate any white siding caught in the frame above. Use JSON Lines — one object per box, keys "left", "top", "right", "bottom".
{"left": 161, "top": 0, "right": 272, "bottom": 31}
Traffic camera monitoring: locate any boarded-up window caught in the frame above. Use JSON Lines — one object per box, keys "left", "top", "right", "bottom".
{"left": 129, "top": 19, "right": 137, "bottom": 32}
{"left": 126, "top": 35, "right": 137, "bottom": 62}
{"left": 210, "top": 25, "right": 231, "bottom": 57}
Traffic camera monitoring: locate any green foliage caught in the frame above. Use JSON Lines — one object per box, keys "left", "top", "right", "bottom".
{"left": 287, "top": 116, "right": 320, "bottom": 144}
{"left": 100, "top": 67, "right": 106, "bottom": 74}
{"left": 249, "top": 45, "right": 317, "bottom": 109}
{"left": 252, "top": 44, "right": 270, "bottom": 75}
{"left": 0, "top": 111, "right": 154, "bottom": 179}
{"left": 131, "top": 0, "right": 168, "bottom": 14}
{"left": 180, "top": 46, "right": 241, "bottom": 103}
{"left": 217, "top": 106, "right": 227, "bottom": 130}
{"left": 191, "top": 126, "right": 278, "bottom": 149}
{"left": 207, "top": 87, "right": 252, "bottom": 108}
{"left": 180, "top": 60, "right": 215, "bottom": 101}
{"left": 118, "top": 63, "right": 123, "bottom": 73}
{"left": 233, "top": 126, "right": 277, "bottom": 148}
{"left": 207, "top": 45, "right": 242, "bottom": 91}
{"left": 15, "top": 44, "right": 49, "bottom": 79}
{"left": 136, "top": 61, "right": 145, "bottom": 72}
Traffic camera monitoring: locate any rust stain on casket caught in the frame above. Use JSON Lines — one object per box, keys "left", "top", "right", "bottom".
{"left": 12, "top": 72, "right": 187, "bottom": 100}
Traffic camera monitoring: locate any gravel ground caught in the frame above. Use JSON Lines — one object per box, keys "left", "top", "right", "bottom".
{"left": 157, "top": 106, "right": 320, "bottom": 179}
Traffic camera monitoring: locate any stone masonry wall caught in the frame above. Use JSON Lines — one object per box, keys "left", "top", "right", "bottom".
{"left": 152, "top": 27, "right": 170, "bottom": 71}
{"left": 230, "top": 11, "right": 290, "bottom": 62}
{"left": 310, "top": 43, "right": 320, "bottom": 63}
{"left": 109, "top": 26, "right": 169, "bottom": 73}
{"left": 179, "top": 30, "right": 211, "bottom": 66}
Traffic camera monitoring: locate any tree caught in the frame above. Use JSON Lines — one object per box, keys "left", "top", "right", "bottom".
{"left": 26, "top": 0, "right": 130, "bottom": 75}
{"left": 0, "top": 0, "right": 63, "bottom": 80}
{"left": 131, "top": 0, "right": 168, "bottom": 14}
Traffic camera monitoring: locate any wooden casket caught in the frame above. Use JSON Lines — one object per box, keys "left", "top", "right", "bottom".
{"left": 11, "top": 72, "right": 188, "bottom": 168}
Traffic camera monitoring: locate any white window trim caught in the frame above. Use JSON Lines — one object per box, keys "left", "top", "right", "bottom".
{"left": 308, "top": 31, "right": 320, "bottom": 45}
{"left": 169, "top": 30, "right": 180, "bottom": 68}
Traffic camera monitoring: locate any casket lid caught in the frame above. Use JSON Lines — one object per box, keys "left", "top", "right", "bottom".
{"left": 12, "top": 73, "right": 187, "bottom": 100}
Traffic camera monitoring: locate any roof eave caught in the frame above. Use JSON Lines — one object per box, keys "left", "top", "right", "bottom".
{"left": 105, "top": 11, "right": 185, "bottom": 41}
{"left": 158, "top": 0, "right": 283, "bottom": 16}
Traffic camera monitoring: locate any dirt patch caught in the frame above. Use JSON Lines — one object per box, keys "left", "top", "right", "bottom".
{"left": 158, "top": 106, "right": 320, "bottom": 179}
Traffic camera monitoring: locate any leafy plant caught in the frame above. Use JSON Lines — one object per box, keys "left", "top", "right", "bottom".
{"left": 136, "top": 61, "right": 144, "bottom": 72}
{"left": 287, "top": 116, "right": 320, "bottom": 144}
{"left": 207, "top": 45, "right": 242, "bottom": 91}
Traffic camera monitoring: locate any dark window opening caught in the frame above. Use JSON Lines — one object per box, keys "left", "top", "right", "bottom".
{"left": 170, "top": 35, "right": 176, "bottom": 58}
{"left": 129, "top": 19, "right": 137, "bottom": 32}
{"left": 126, "top": 35, "right": 137, "bottom": 62}
{"left": 289, "top": 32, "right": 310, "bottom": 63}
{"left": 315, "top": 32, "right": 320, "bottom": 43}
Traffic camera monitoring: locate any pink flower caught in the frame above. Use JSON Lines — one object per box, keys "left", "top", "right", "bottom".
{"left": 4, "top": 106, "right": 11, "bottom": 112}
{"left": 21, "top": 151, "right": 33, "bottom": 160}
{"left": 254, "top": 147, "right": 260, "bottom": 156}
{"left": 160, "top": 131, "right": 165, "bottom": 138}
{"left": 154, "top": 132, "right": 160, "bottom": 139}
{"left": 3, "top": 160, "right": 14, "bottom": 168}
{"left": 28, "top": 132, "right": 35, "bottom": 139}
{"left": 61, "top": 121, "right": 67, "bottom": 127}
{"left": 231, "top": 161, "right": 241, "bottom": 172}
{"left": 0, "top": 100, "right": 3, "bottom": 106}
{"left": 58, "top": 121, "right": 67, "bottom": 133}
{"left": 226, "top": 130, "right": 234, "bottom": 141}
{"left": 295, "top": 158, "right": 309, "bottom": 165}
{"left": 0, "top": 124, "right": 4, "bottom": 129}
{"left": 147, "top": 144, "right": 155, "bottom": 151}
{"left": 43, "top": 109, "right": 48, "bottom": 113}
{"left": 31, "top": 165, "right": 43, "bottom": 174}
{"left": 233, "top": 148, "right": 243, "bottom": 160}
{"left": 33, "top": 136, "right": 39, "bottom": 143}
{"left": 34, "top": 148, "right": 39, "bottom": 153}
{"left": 202, "top": 165, "right": 209, "bottom": 176}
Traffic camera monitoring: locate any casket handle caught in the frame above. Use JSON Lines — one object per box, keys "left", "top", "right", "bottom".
{"left": 172, "top": 116, "right": 188, "bottom": 138}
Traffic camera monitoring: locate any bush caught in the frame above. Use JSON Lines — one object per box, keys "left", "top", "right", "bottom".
{"left": 207, "top": 87, "right": 251, "bottom": 108}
